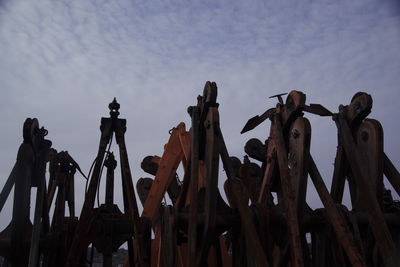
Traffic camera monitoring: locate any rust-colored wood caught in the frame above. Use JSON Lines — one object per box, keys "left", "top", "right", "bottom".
{"left": 178, "top": 124, "right": 191, "bottom": 169}
{"left": 197, "top": 107, "right": 220, "bottom": 266}
{"left": 219, "top": 127, "right": 270, "bottom": 267}
{"left": 335, "top": 113, "right": 394, "bottom": 267}
{"left": 288, "top": 117, "right": 310, "bottom": 219}
{"left": 66, "top": 121, "right": 112, "bottom": 267}
{"left": 308, "top": 155, "right": 366, "bottom": 267}
{"left": 354, "top": 119, "right": 384, "bottom": 210}
{"left": 258, "top": 139, "right": 276, "bottom": 204}
{"left": 150, "top": 226, "right": 161, "bottom": 267}
{"left": 384, "top": 152, "right": 400, "bottom": 197}
{"left": 271, "top": 112, "right": 304, "bottom": 267}
{"left": 160, "top": 206, "right": 177, "bottom": 267}
{"left": 142, "top": 124, "right": 185, "bottom": 221}
{"left": 281, "top": 91, "right": 306, "bottom": 128}
{"left": 219, "top": 235, "right": 232, "bottom": 267}
{"left": 188, "top": 106, "right": 200, "bottom": 267}
{"left": 330, "top": 145, "right": 347, "bottom": 203}
{"left": 346, "top": 93, "right": 372, "bottom": 126}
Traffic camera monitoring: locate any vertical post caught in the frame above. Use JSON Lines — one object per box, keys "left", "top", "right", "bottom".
{"left": 104, "top": 152, "right": 117, "bottom": 208}
{"left": 28, "top": 137, "right": 51, "bottom": 267}
{"left": 308, "top": 155, "right": 365, "bottom": 267}
{"left": 271, "top": 112, "right": 304, "bottom": 267}
{"left": 335, "top": 113, "right": 394, "bottom": 267}
{"left": 197, "top": 107, "right": 220, "bottom": 267}
{"left": 188, "top": 106, "right": 200, "bottom": 266}
{"left": 218, "top": 127, "right": 270, "bottom": 267}
{"left": 11, "top": 143, "right": 34, "bottom": 267}
{"left": 66, "top": 120, "right": 112, "bottom": 267}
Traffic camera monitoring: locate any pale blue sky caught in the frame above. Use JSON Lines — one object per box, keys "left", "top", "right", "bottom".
{"left": 0, "top": 0, "right": 399, "bottom": 229}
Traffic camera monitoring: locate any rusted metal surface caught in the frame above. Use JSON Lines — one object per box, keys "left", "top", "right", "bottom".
{"left": 0, "top": 84, "right": 399, "bottom": 267}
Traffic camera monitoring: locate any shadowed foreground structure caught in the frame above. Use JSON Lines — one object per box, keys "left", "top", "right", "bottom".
{"left": 0, "top": 82, "right": 400, "bottom": 267}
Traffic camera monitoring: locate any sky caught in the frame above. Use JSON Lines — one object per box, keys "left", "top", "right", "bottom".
{"left": 0, "top": 0, "right": 399, "bottom": 232}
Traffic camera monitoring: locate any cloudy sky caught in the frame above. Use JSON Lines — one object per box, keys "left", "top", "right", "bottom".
{"left": 0, "top": 0, "right": 399, "bottom": 230}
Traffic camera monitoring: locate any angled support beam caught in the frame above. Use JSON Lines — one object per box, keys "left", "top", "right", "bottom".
{"left": 334, "top": 113, "right": 394, "bottom": 267}
{"left": 308, "top": 155, "right": 366, "bottom": 267}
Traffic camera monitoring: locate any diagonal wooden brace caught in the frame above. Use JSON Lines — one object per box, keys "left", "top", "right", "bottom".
{"left": 334, "top": 114, "right": 394, "bottom": 267}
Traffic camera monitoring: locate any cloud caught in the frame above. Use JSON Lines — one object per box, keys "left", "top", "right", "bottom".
{"left": 0, "top": 0, "right": 399, "bottom": 230}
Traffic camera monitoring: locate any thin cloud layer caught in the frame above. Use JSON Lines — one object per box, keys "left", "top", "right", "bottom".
{"left": 0, "top": 0, "right": 399, "bottom": 229}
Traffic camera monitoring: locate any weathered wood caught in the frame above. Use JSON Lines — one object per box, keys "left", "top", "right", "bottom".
{"left": 0, "top": 165, "right": 17, "bottom": 214}
{"left": 119, "top": 129, "right": 150, "bottom": 267}
{"left": 288, "top": 117, "right": 310, "bottom": 219}
{"left": 258, "top": 140, "right": 276, "bottom": 204}
{"left": 335, "top": 113, "right": 394, "bottom": 267}
{"left": 272, "top": 112, "right": 304, "bottom": 267}
{"left": 197, "top": 107, "right": 220, "bottom": 267}
{"left": 354, "top": 119, "right": 384, "bottom": 210}
{"left": 188, "top": 106, "right": 200, "bottom": 266}
{"left": 160, "top": 206, "right": 177, "bottom": 267}
{"left": 218, "top": 127, "right": 270, "bottom": 267}
{"left": 28, "top": 150, "right": 49, "bottom": 267}
{"left": 383, "top": 152, "right": 400, "bottom": 197}
{"left": 308, "top": 155, "right": 366, "bottom": 267}
{"left": 330, "top": 145, "right": 347, "bottom": 203}
{"left": 142, "top": 124, "right": 185, "bottom": 221}
{"left": 240, "top": 158, "right": 262, "bottom": 204}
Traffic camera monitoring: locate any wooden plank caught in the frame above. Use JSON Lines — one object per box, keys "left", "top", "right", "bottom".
{"left": 257, "top": 154, "right": 276, "bottom": 204}
{"left": 383, "top": 152, "right": 400, "bottom": 197}
{"left": 0, "top": 164, "right": 17, "bottom": 213}
{"left": 178, "top": 123, "right": 191, "bottom": 169}
{"left": 271, "top": 113, "right": 304, "bottom": 267}
{"left": 219, "top": 236, "right": 232, "bottom": 267}
{"left": 335, "top": 114, "right": 394, "bottom": 267}
{"left": 288, "top": 117, "right": 310, "bottom": 219}
{"left": 308, "top": 155, "right": 366, "bottom": 267}
{"left": 151, "top": 226, "right": 161, "bottom": 267}
{"left": 119, "top": 131, "right": 150, "bottom": 267}
{"left": 142, "top": 127, "right": 184, "bottom": 221}
{"left": 218, "top": 127, "right": 270, "bottom": 267}
{"left": 28, "top": 176, "right": 47, "bottom": 267}
{"left": 197, "top": 107, "right": 220, "bottom": 266}
{"left": 354, "top": 119, "right": 384, "bottom": 210}
{"left": 330, "top": 145, "right": 347, "bottom": 203}
{"left": 188, "top": 106, "right": 200, "bottom": 266}
{"left": 160, "top": 206, "right": 177, "bottom": 267}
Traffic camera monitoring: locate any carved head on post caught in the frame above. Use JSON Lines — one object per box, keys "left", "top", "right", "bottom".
{"left": 109, "top": 97, "right": 120, "bottom": 120}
